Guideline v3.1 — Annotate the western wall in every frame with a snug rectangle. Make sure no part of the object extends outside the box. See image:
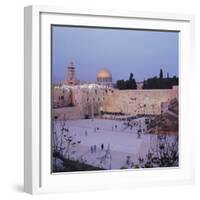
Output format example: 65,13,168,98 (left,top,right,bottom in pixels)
105,87,178,115
52,85,178,120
